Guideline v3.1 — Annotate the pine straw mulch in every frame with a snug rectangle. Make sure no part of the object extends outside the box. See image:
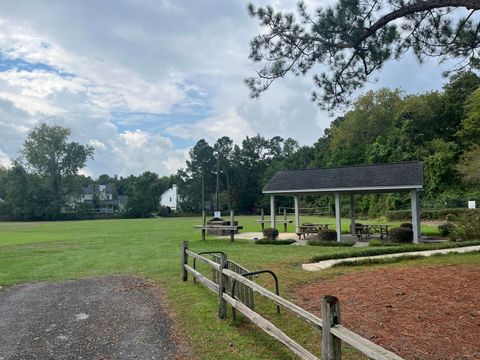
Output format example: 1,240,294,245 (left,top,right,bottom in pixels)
295,265,480,360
